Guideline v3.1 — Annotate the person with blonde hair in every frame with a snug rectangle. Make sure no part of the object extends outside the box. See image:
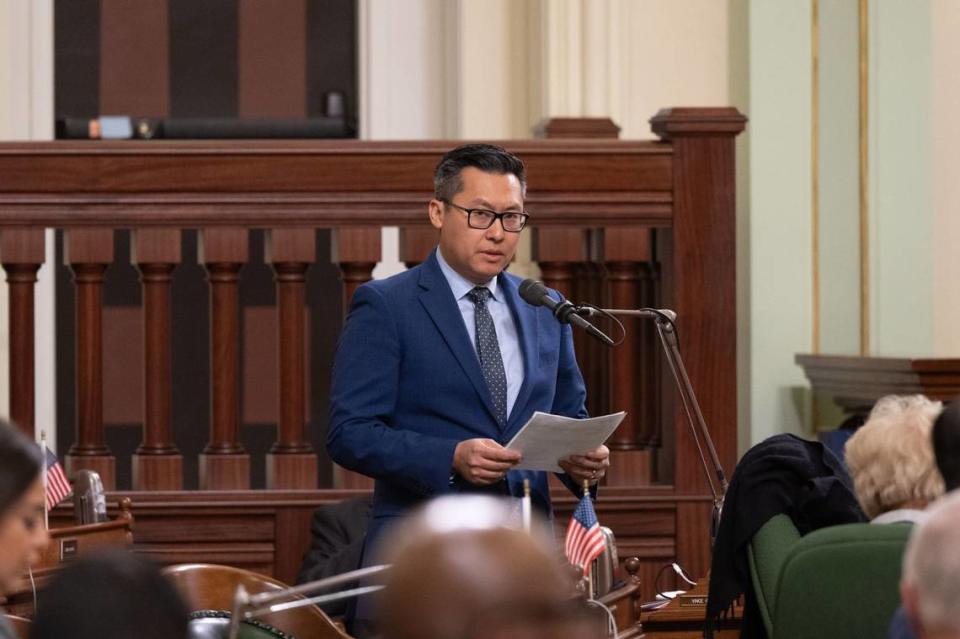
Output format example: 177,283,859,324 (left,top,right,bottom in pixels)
845,395,945,523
